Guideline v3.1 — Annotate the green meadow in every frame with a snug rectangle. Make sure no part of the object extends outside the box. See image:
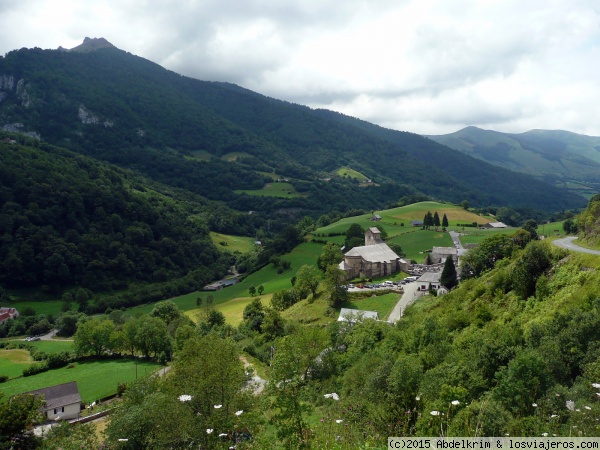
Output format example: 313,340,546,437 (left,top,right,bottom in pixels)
235,182,303,198
210,232,256,253
336,166,369,181
0,359,162,403
221,151,253,161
